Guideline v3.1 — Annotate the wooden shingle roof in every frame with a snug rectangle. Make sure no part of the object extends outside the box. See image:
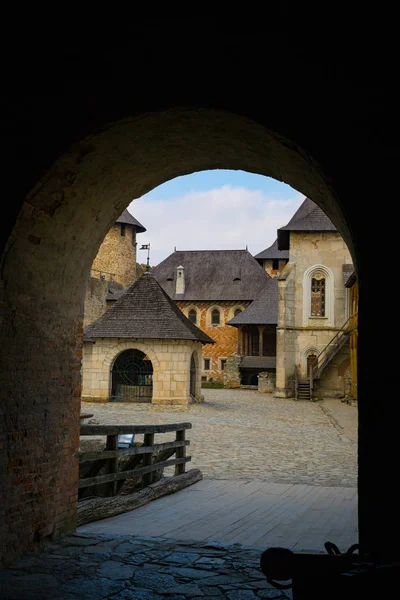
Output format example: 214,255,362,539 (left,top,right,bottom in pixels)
254,239,289,261
152,250,271,301
278,198,336,250
84,273,214,344
116,209,146,233
227,277,278,326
